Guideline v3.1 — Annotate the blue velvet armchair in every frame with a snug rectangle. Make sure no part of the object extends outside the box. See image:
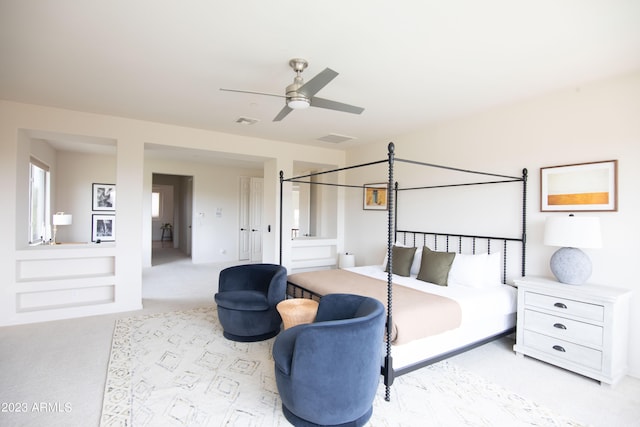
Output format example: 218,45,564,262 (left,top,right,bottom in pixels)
214,263,287,342
273,293,386,427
